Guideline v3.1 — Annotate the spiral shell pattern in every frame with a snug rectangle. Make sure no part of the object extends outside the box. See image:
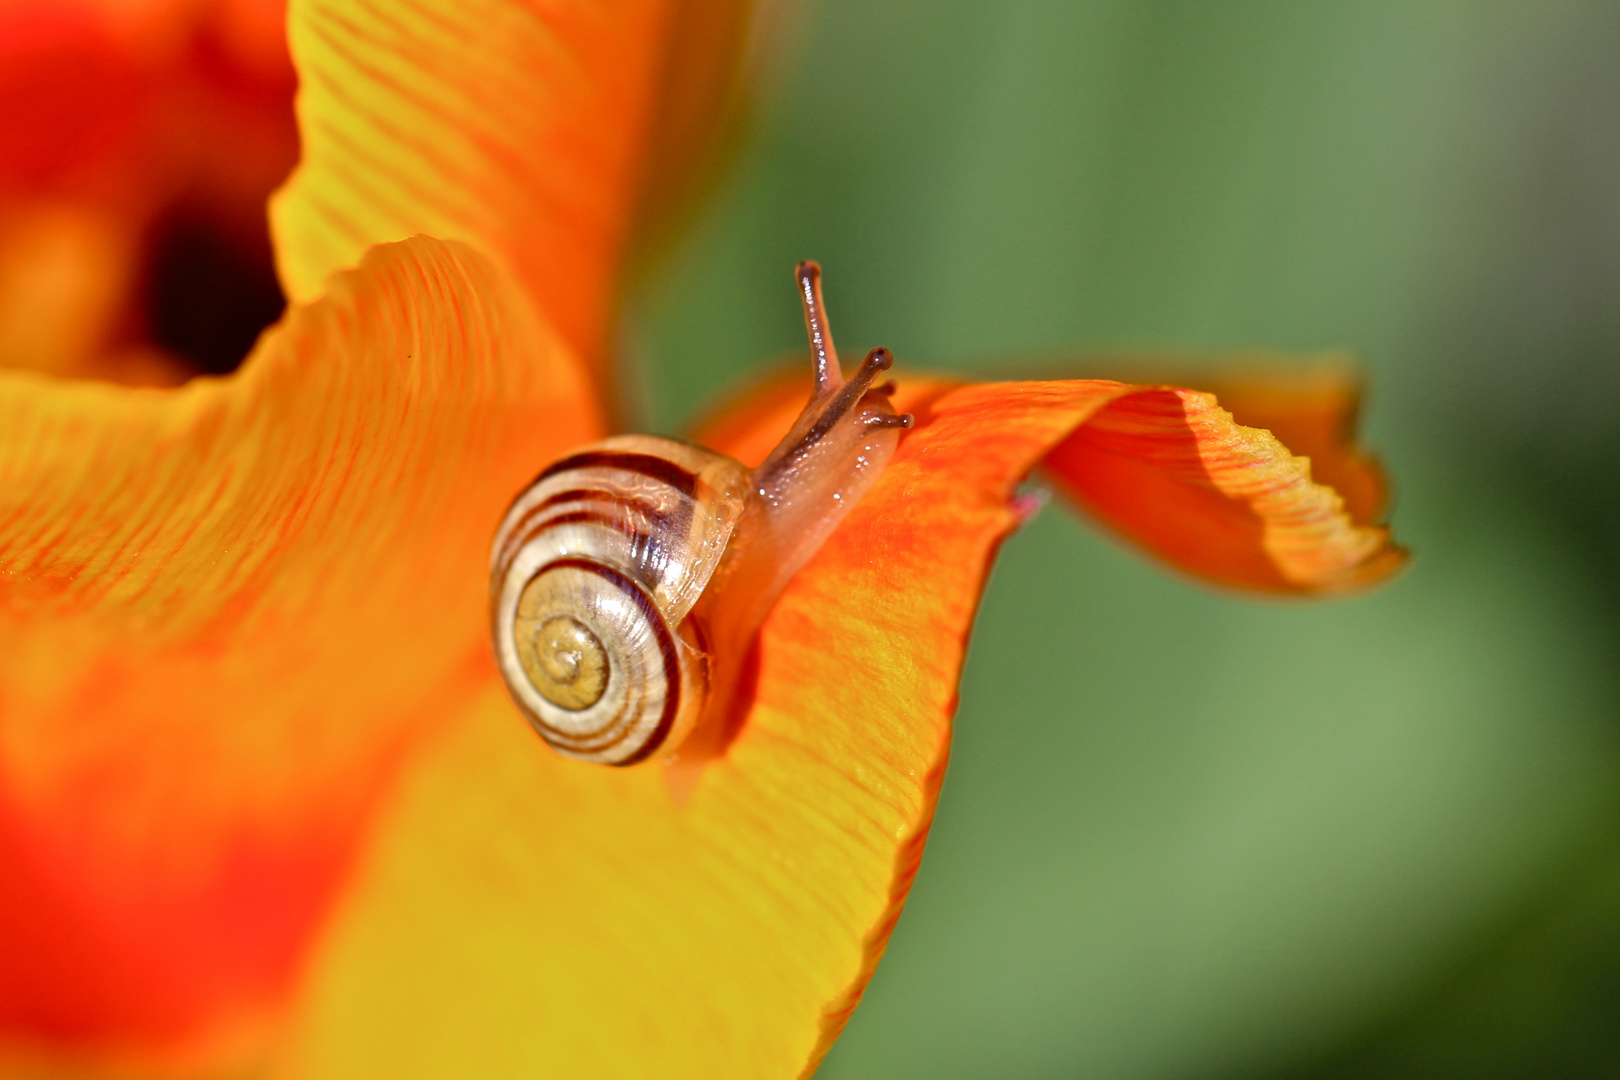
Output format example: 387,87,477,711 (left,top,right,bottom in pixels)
490,435,750,764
